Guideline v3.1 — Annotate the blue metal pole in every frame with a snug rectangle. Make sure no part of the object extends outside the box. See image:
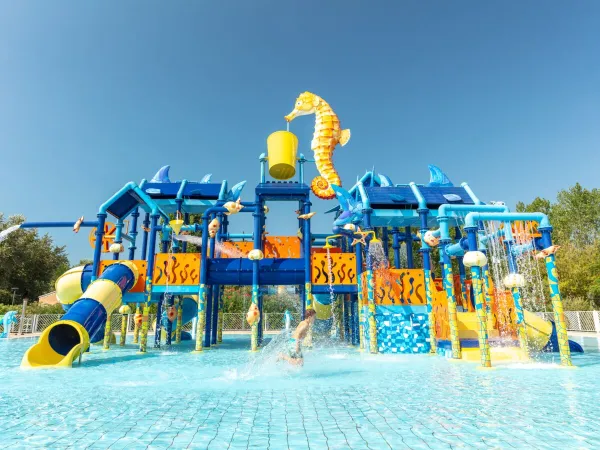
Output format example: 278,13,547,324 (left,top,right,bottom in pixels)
382,227,389,261
113,220,124,261
392,228,401,268
182,213,189,253
92,214,107,281
251,198,263,351
302,196,312,317
405,226,414,269
139,214,159,353
204,214,217,348
128,208,139,260
141,213,150,260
